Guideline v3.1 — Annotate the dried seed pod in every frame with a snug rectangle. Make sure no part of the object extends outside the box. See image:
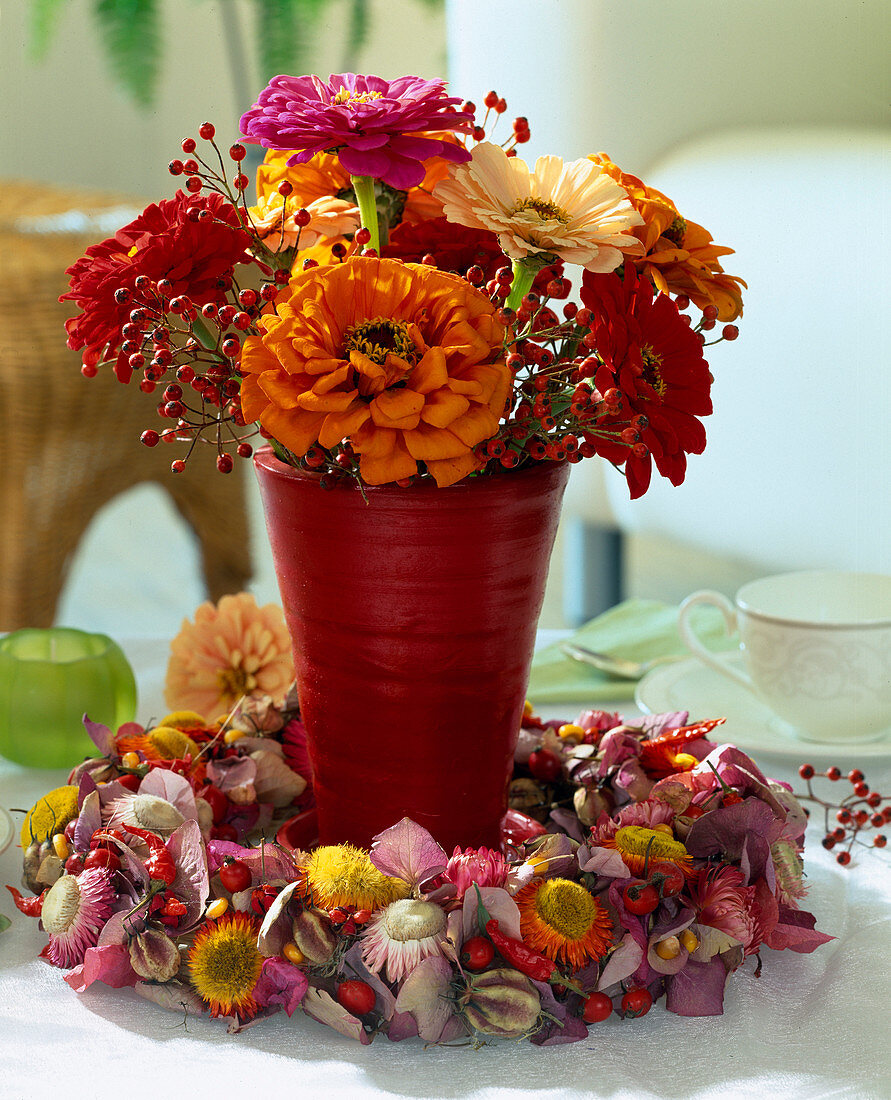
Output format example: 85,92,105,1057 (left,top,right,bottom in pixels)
129,928,181,981
461,968,541,1038
508,778,549,823
291,907,338,965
